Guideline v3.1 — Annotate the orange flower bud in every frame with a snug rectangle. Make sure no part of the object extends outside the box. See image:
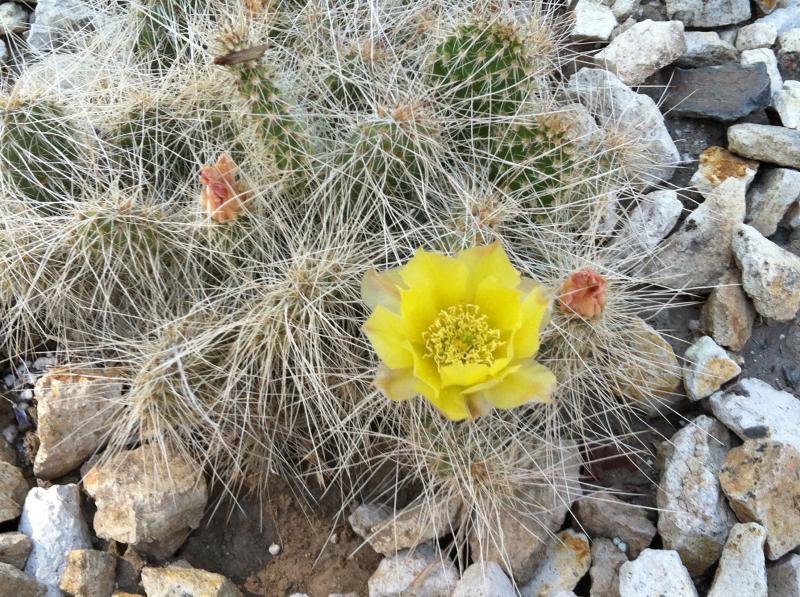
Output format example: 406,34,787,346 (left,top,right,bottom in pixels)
199,154,251,223
558,268,608,319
